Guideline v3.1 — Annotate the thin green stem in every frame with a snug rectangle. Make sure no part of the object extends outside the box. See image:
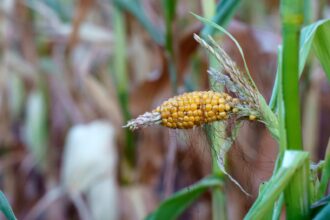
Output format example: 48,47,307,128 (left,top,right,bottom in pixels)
113,5,135,166
201,2,231,219
212,187,227,220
